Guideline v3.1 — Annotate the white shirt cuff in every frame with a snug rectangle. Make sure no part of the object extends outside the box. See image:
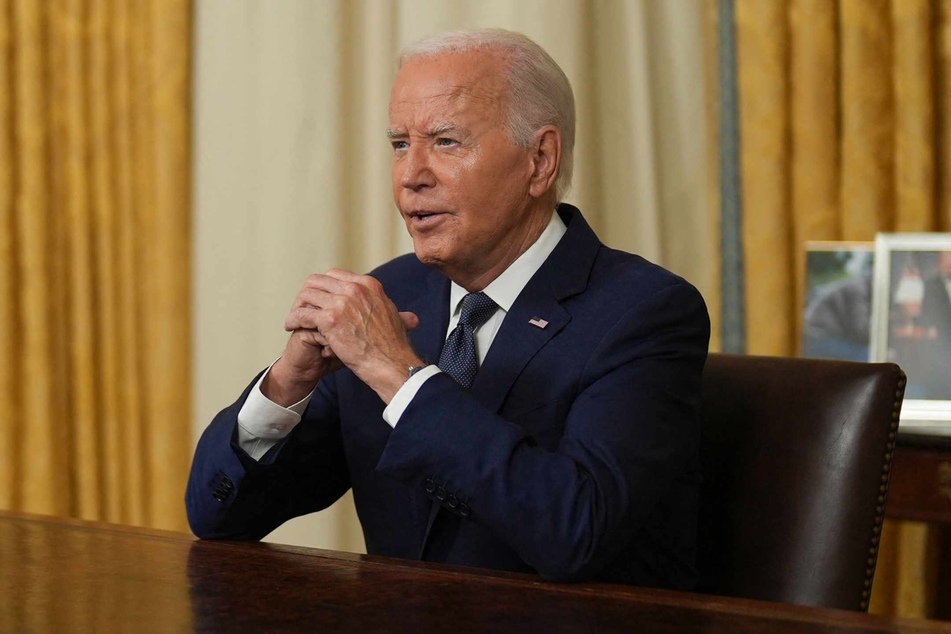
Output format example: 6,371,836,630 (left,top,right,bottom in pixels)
381,365,441,428
236,363,314,460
